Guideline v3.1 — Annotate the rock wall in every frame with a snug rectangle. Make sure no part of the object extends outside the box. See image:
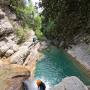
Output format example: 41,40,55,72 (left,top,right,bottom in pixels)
0,8,19,58
0,6,41,66
67,43,90,74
